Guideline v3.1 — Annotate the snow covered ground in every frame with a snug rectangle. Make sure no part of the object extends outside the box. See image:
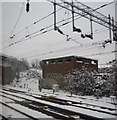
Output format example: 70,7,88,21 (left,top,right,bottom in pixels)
0,75,117,120
1,85,117,120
